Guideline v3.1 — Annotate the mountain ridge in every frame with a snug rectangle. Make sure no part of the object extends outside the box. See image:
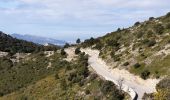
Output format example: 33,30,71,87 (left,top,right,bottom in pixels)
11,33,66,46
